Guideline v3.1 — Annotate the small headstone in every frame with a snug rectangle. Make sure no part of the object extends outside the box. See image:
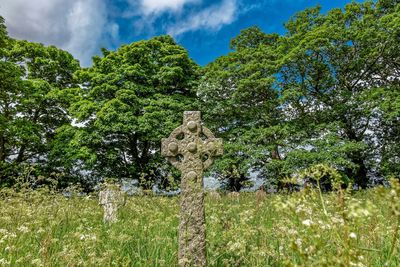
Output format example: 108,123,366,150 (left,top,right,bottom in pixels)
228,191,240,200
162,111,223,267
256,186,267,205
208,190,221,200
99,183,124,223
